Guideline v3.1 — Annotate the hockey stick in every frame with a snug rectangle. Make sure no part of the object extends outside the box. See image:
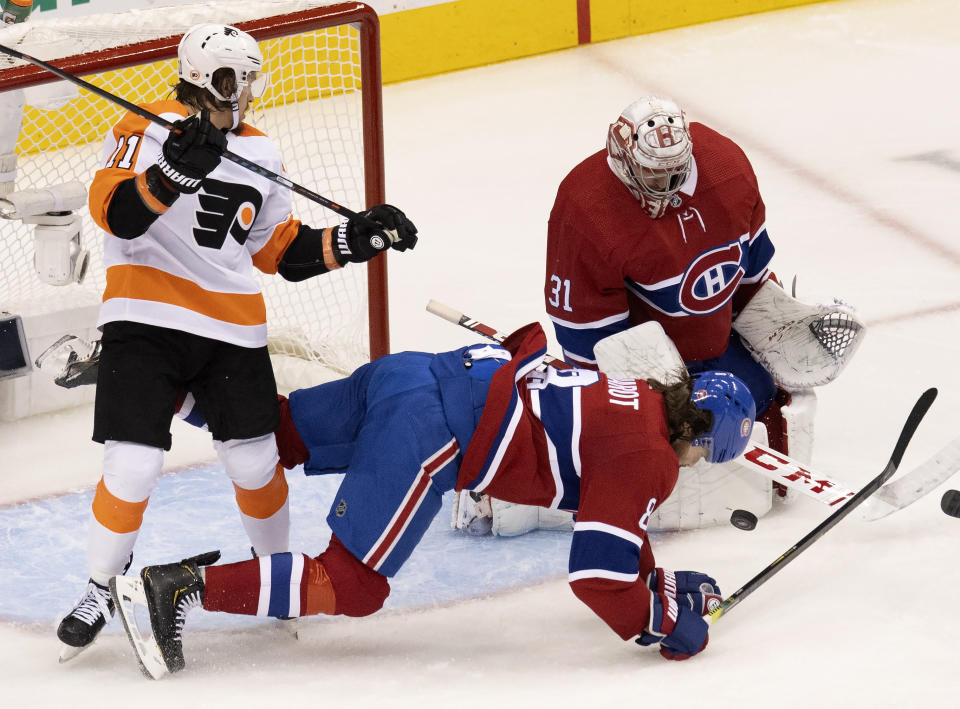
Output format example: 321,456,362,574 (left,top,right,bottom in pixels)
738,436,960,519
860,435,960,520
707,387,937,623
0,42,378,230
737,441,855,506
426,300,568,369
